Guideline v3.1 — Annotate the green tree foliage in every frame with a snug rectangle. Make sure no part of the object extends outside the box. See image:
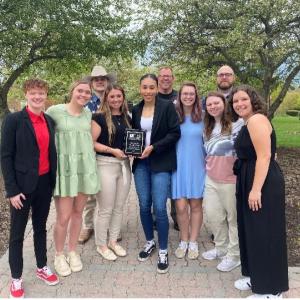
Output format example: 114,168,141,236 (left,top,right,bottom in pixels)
142,0,300,118
275,89,300,114
0,0,141,115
